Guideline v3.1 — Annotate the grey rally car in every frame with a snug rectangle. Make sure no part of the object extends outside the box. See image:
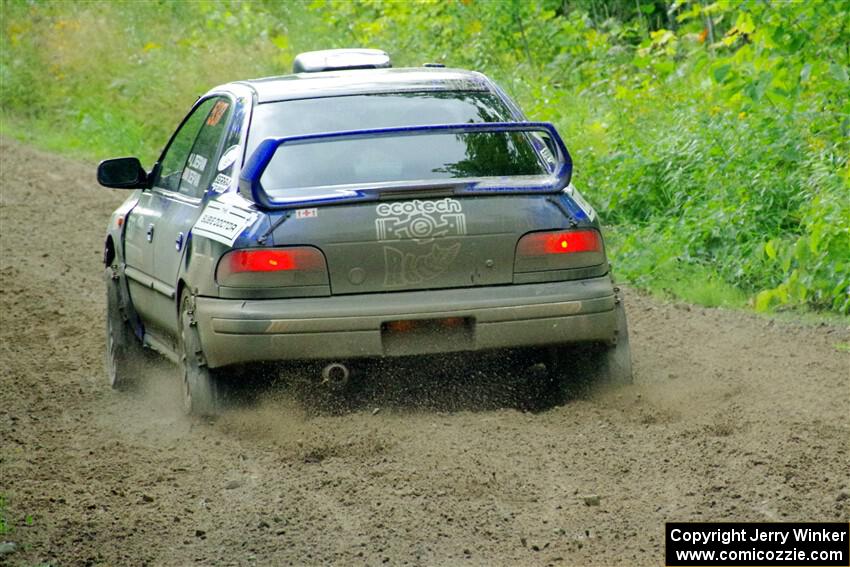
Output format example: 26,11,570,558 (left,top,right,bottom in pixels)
99,49,632,414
